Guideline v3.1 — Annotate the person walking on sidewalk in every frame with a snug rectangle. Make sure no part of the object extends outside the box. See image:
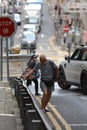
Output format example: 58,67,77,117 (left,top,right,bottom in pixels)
26,54,41,96
28,54,59,112
66,33,72,56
